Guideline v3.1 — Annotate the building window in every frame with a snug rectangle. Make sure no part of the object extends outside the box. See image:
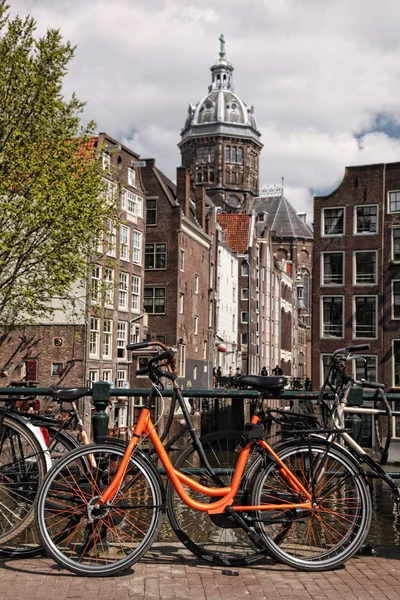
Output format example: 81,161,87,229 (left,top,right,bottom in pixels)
193,365,197,381
322,253,344,285
322,207,345,236
136,357,148,378
127,167,135,187
355,205,378,234
241,311,249,323
104,267,114,306
91,266,101,303
145,243,166,269
103,180,117,204
118,272,128,309
51,363,63,376
225,146,231,163
180,249,185,271
394,341,400,387
194,315,198,335
102,153,111,171
241,288,249,300
120,225,129,260
103,319,112,359
117,322,127,359
237,148,244,164
354,356,377,382
322,297,343,338
131,276,140,312
130,323,140,344
241,333,248,346
102,370,112,383
120,188,127,210
389,190,400,213
354,251,377,284
126,191,142,218
203,340,207,360
178,344,186,378
133,231,142,264
24,359,38,382
144,288,166,314
195,274,199,294
89,317,100,357
146,198,157,225
241,263,249,276
393,281,400,319
117,369,127,388
179,293,184,314
106,221,116,256
156,334,166,344
88,370,99,386
392,229,400,261
354,296,377,338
